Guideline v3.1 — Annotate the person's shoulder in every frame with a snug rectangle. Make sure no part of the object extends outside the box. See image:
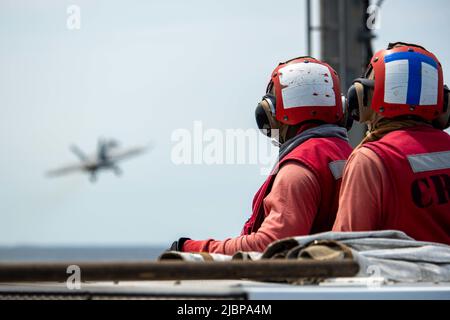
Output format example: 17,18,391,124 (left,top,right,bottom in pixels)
276,162,317,184
346,146,387,175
